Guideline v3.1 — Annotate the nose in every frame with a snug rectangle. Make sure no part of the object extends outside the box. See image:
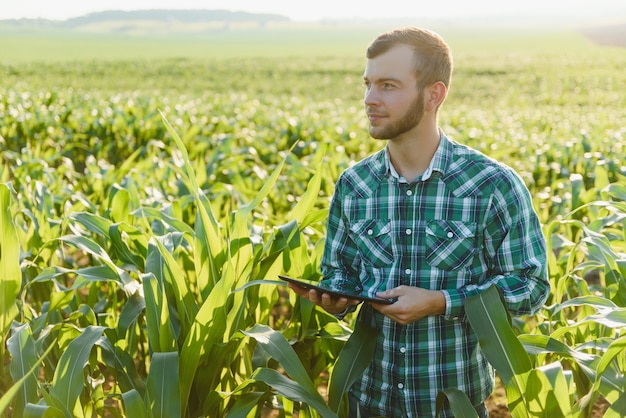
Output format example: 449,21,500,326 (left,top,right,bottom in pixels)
364,85,379,107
